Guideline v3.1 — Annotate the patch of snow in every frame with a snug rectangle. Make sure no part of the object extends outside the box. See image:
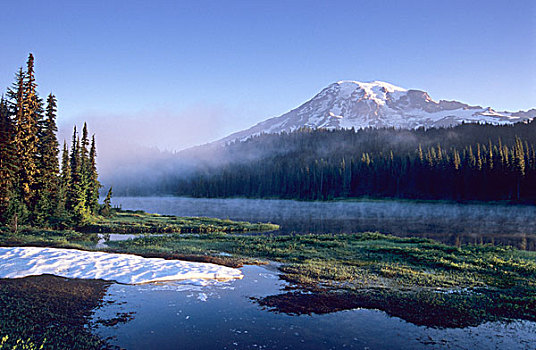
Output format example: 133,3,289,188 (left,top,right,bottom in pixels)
329,112,343,119
335,80,408,106
480,110,507,117
0,247,243,284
